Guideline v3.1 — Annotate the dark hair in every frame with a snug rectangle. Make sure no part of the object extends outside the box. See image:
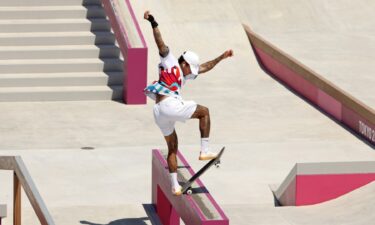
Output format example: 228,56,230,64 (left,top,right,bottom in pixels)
178,52,187,64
